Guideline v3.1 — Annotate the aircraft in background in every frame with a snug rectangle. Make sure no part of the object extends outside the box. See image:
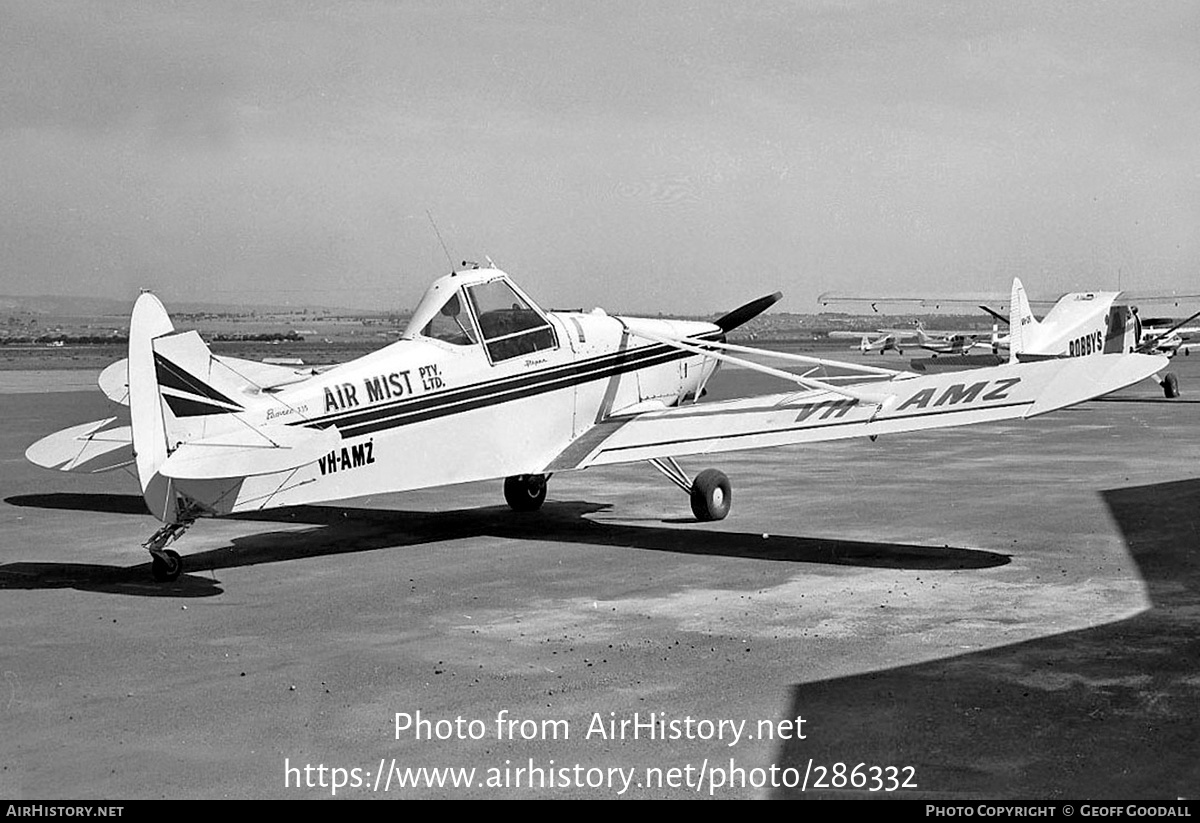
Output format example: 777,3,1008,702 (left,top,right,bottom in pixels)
830,321,991,357
911,321,993,356
822,278,1197,397
1131,316,1200,357
828,330,906,355
986,279,1199,396
26,263,1167,582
